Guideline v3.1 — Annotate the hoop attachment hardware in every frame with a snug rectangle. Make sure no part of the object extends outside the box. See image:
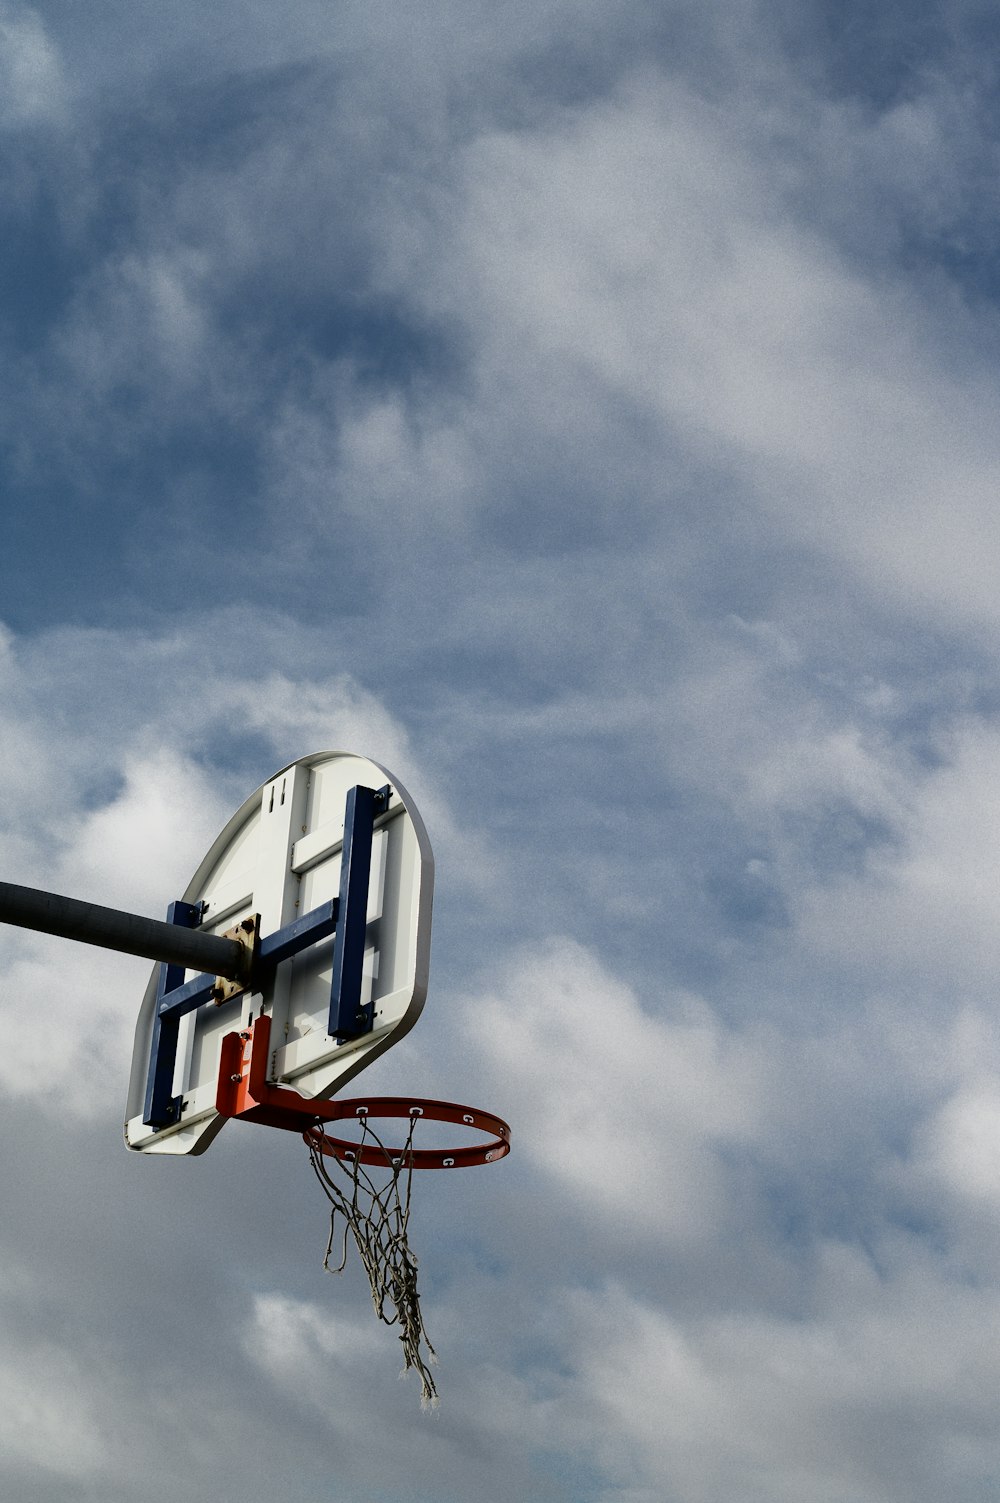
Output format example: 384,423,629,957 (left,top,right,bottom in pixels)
216,1015,511,1168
